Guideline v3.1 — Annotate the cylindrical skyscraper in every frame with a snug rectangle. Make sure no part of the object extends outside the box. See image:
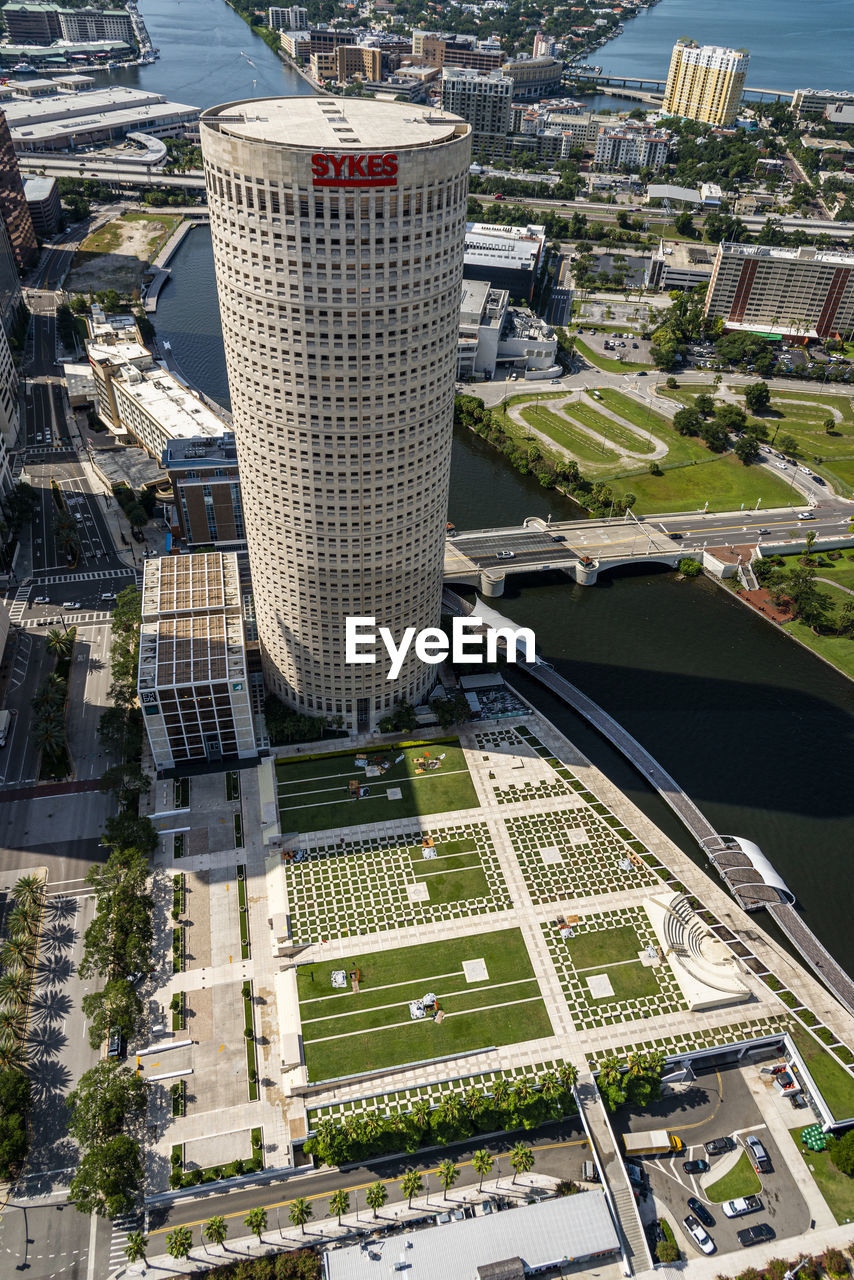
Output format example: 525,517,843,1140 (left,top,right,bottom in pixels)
200,97,471,732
